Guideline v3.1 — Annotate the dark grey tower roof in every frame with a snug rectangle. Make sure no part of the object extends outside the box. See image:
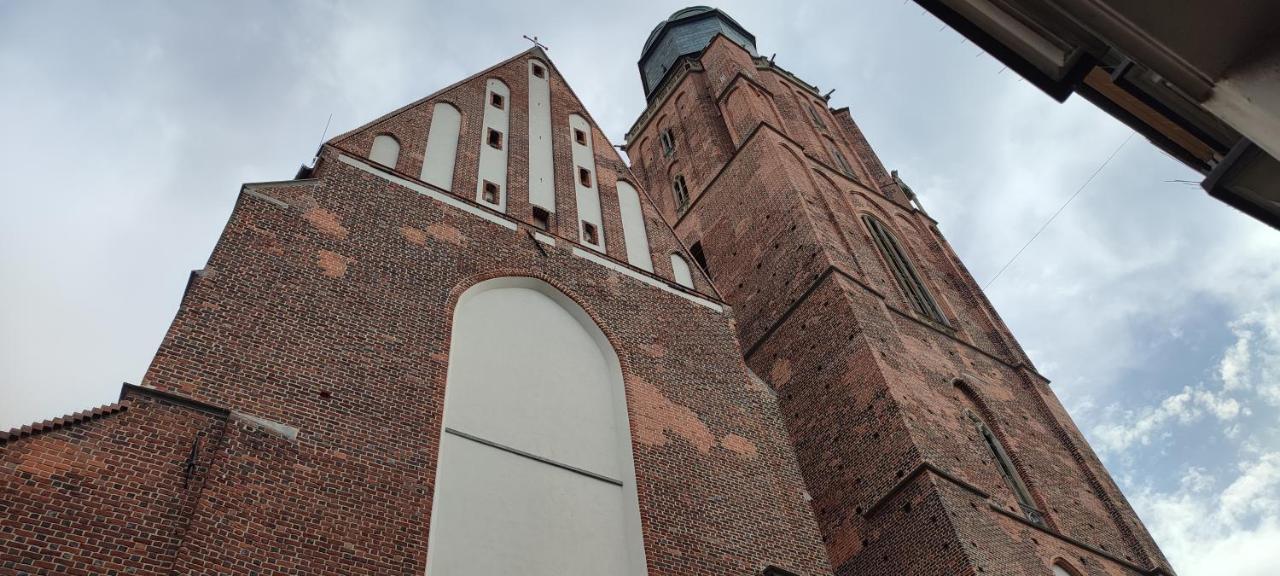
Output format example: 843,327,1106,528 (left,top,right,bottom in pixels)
638,6,757,100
